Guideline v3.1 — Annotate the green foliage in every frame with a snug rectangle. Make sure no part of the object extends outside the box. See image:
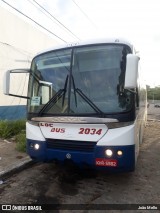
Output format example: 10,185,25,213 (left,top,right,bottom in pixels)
147,85,160,100
0,119,26,139
15,132,26,152
0,119,26,152
0,120,12,138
